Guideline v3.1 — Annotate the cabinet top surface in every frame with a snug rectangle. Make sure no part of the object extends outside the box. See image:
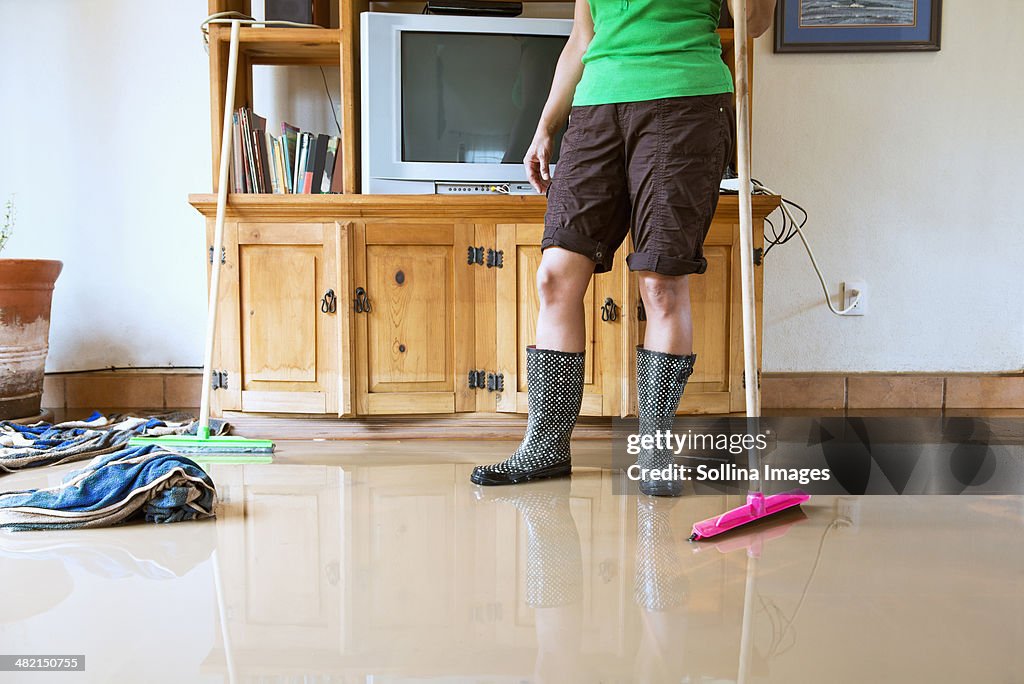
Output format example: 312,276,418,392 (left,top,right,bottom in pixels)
188,193,782,220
